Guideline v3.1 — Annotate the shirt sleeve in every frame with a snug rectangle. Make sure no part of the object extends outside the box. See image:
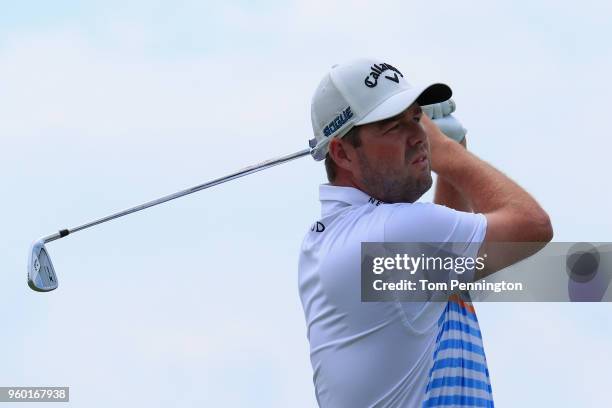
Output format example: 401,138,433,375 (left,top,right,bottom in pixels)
383,202,487,284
